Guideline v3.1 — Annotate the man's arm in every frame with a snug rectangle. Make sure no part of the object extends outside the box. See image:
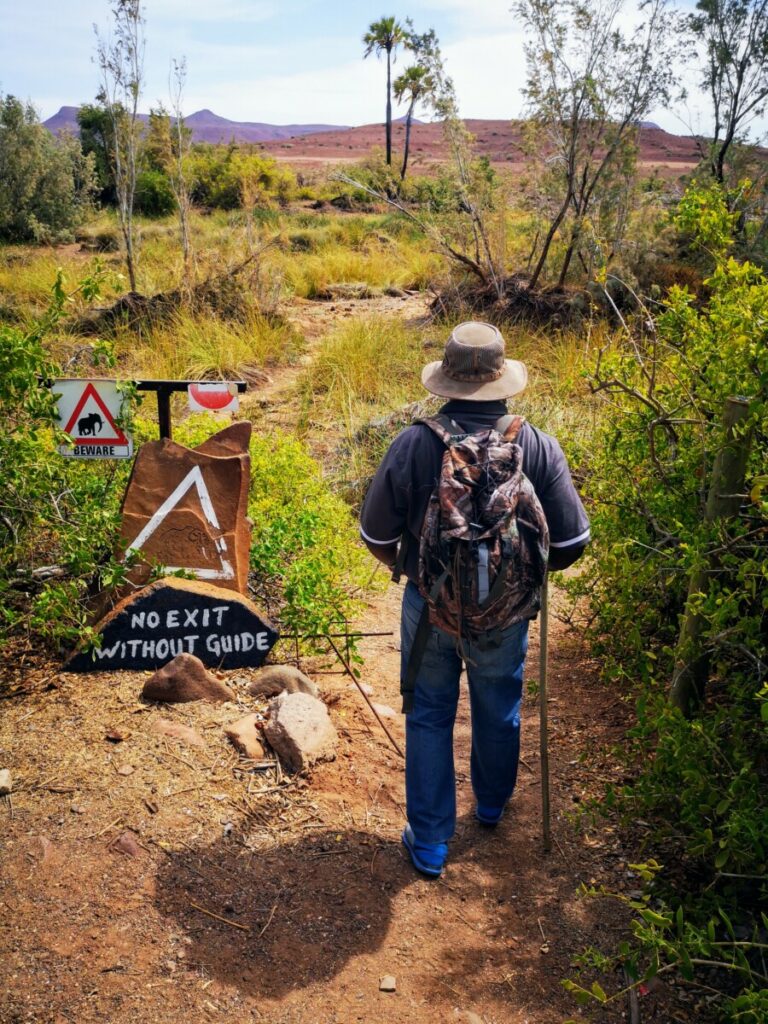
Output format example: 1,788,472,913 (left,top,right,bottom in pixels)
359,431,412,569
526,427,590,571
